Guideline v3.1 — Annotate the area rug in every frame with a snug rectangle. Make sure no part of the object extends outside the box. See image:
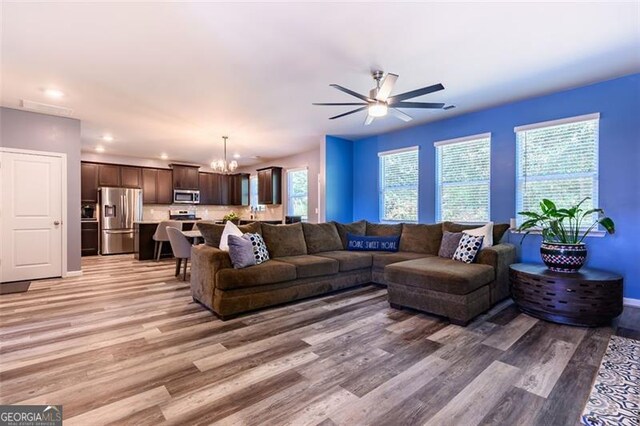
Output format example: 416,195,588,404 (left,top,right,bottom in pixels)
0,280,31,294
581,335,640,426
